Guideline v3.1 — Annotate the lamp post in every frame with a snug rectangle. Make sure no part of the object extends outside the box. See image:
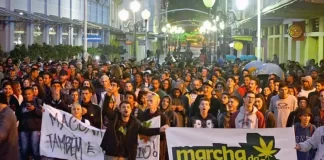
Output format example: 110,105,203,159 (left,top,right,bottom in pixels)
141,9,151,58
119,0,151,59
202,0,216,64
